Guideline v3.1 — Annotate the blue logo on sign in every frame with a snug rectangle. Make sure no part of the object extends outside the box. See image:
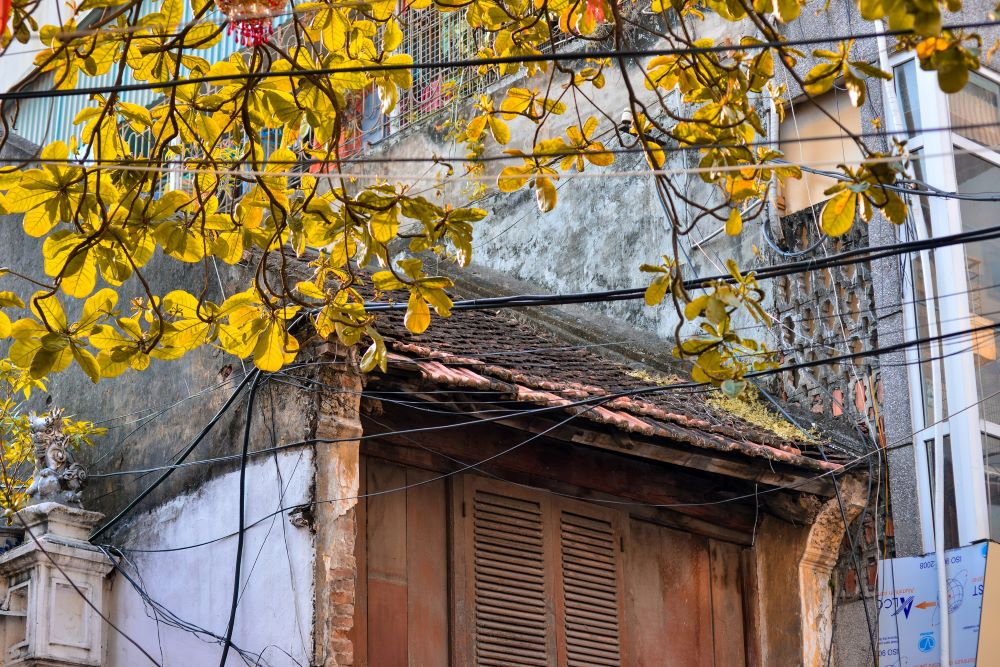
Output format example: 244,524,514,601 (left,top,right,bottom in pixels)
918,634,936,653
